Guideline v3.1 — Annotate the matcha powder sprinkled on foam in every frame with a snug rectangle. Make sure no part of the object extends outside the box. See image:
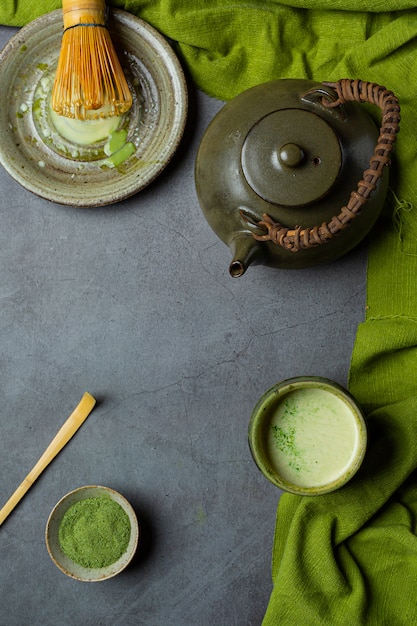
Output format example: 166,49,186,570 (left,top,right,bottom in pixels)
271,424,303,473
59,496,131,569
